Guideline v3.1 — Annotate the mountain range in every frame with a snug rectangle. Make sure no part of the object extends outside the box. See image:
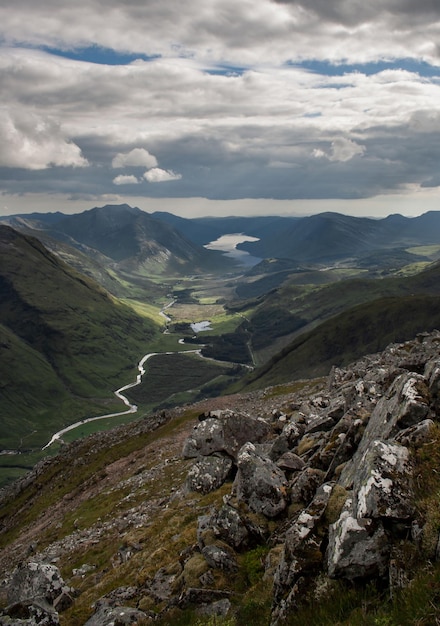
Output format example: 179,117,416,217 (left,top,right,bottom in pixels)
6,206,440,272
1,204,235,280
155,210,440,264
